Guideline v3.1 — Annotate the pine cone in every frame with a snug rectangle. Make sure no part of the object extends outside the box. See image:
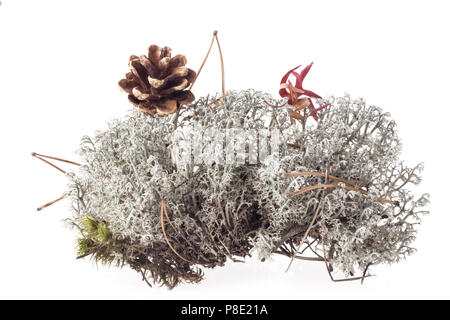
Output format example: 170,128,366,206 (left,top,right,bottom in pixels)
118,45,196,116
